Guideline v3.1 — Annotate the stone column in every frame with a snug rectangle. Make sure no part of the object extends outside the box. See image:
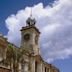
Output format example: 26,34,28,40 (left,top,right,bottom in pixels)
42,65,45,72
48,68,51,72
30,57,35,72
24,62,29,72
18,63,22,72
37,63,42,72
